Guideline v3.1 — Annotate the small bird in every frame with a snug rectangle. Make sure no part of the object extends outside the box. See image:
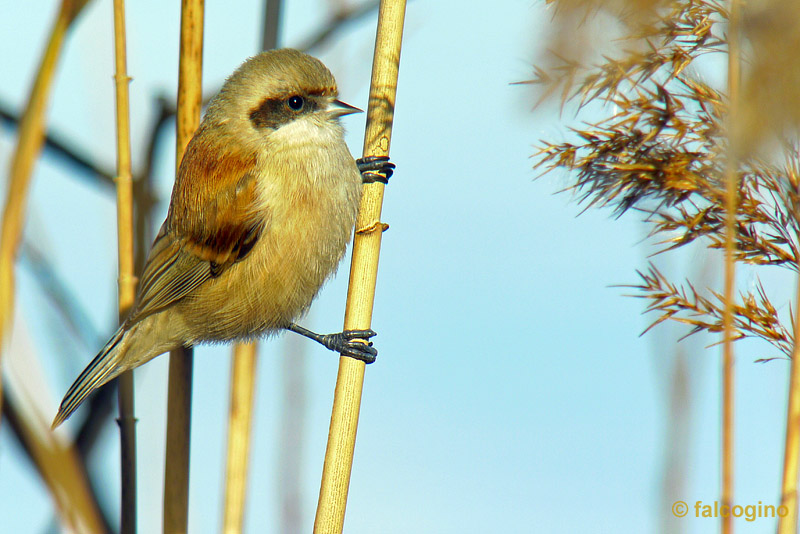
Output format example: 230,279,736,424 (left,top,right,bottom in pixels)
53,49,390,428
